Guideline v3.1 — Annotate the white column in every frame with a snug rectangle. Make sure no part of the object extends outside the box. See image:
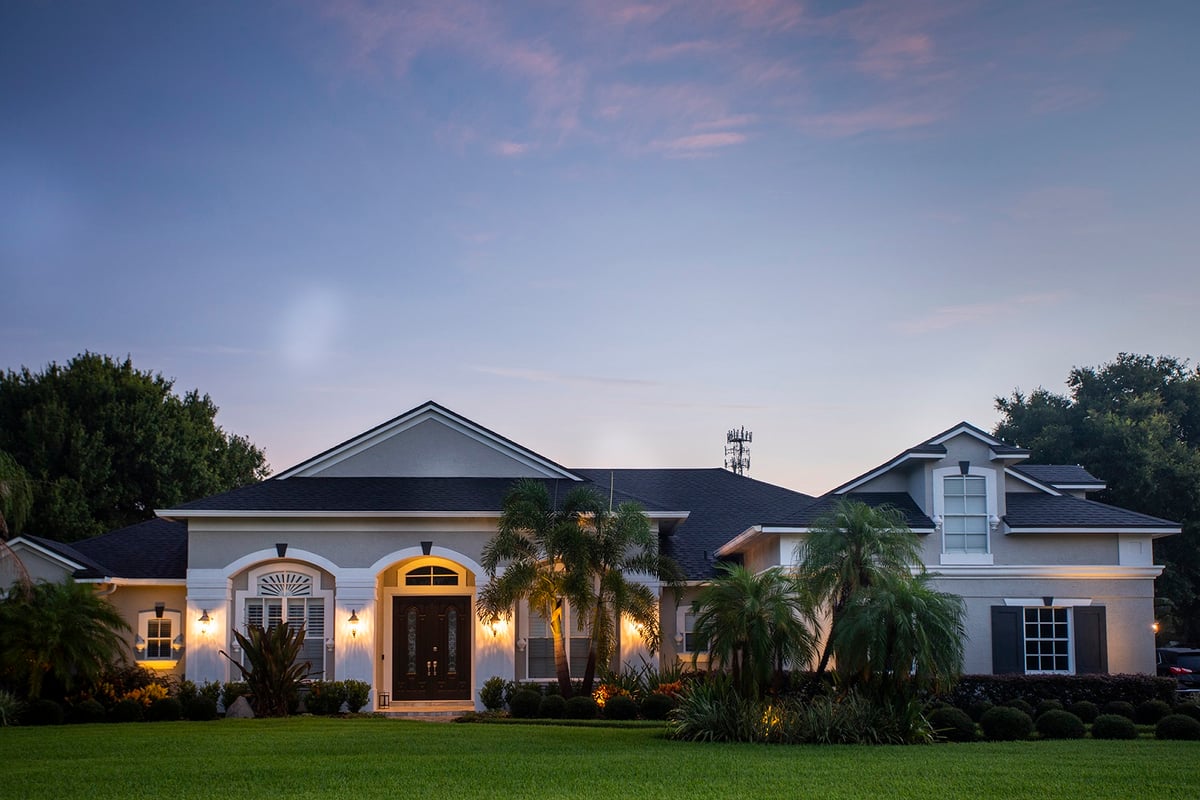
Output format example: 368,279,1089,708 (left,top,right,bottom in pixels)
474,604,516,710
334,569,376,701
185,569,232,685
